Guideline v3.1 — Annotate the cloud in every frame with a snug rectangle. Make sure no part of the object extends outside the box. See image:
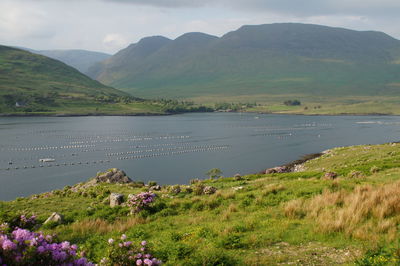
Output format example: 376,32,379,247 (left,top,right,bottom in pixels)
101,0,400,17
102,0,207,8
103,33,128,50
0,0,399,54
0,1,55,39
